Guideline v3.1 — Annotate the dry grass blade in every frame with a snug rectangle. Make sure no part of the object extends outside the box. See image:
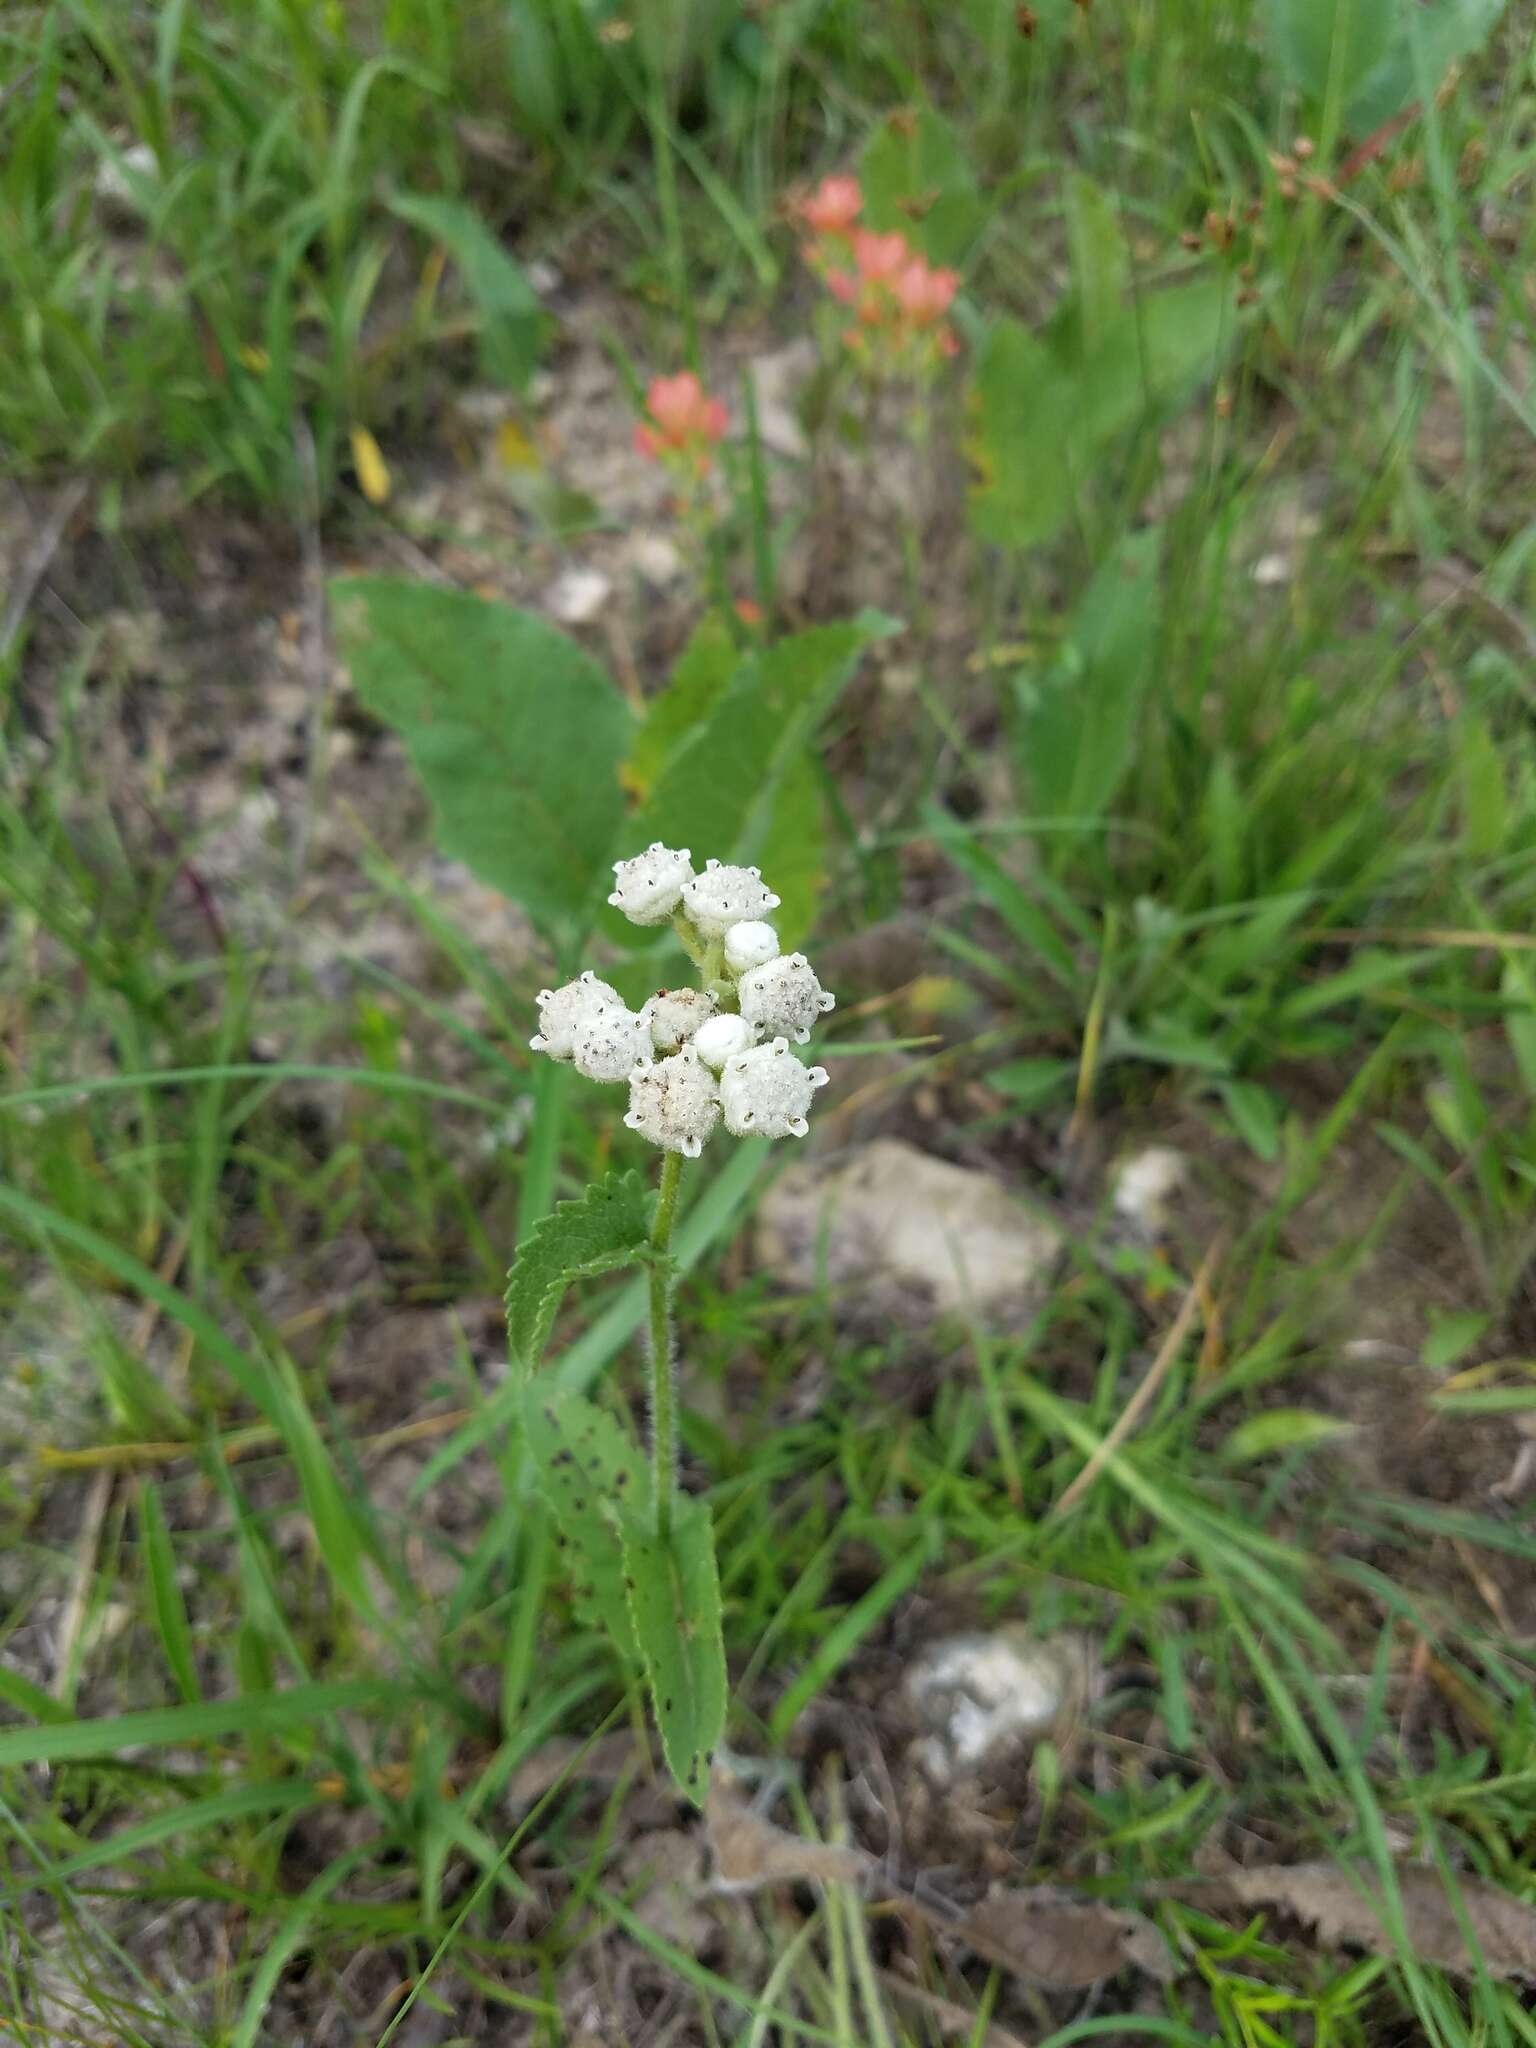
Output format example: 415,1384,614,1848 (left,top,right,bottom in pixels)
1048,1237,1222,1521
